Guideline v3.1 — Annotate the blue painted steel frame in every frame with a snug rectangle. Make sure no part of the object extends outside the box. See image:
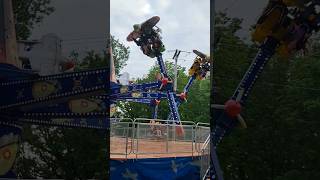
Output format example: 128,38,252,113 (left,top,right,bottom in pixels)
156,55,181,124
210,38,278,179
0,64,109,178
